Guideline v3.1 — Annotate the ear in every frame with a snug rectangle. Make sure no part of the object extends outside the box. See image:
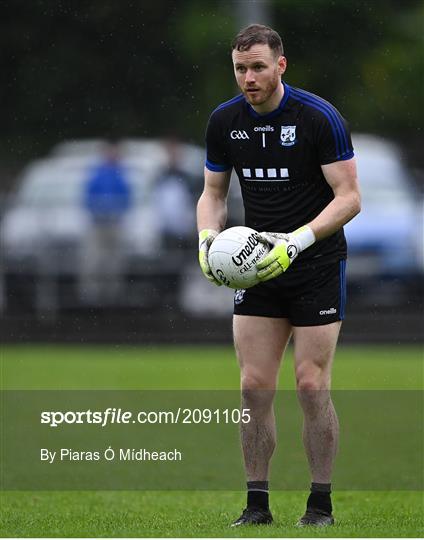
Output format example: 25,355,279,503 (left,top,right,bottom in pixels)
277,56,287,76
